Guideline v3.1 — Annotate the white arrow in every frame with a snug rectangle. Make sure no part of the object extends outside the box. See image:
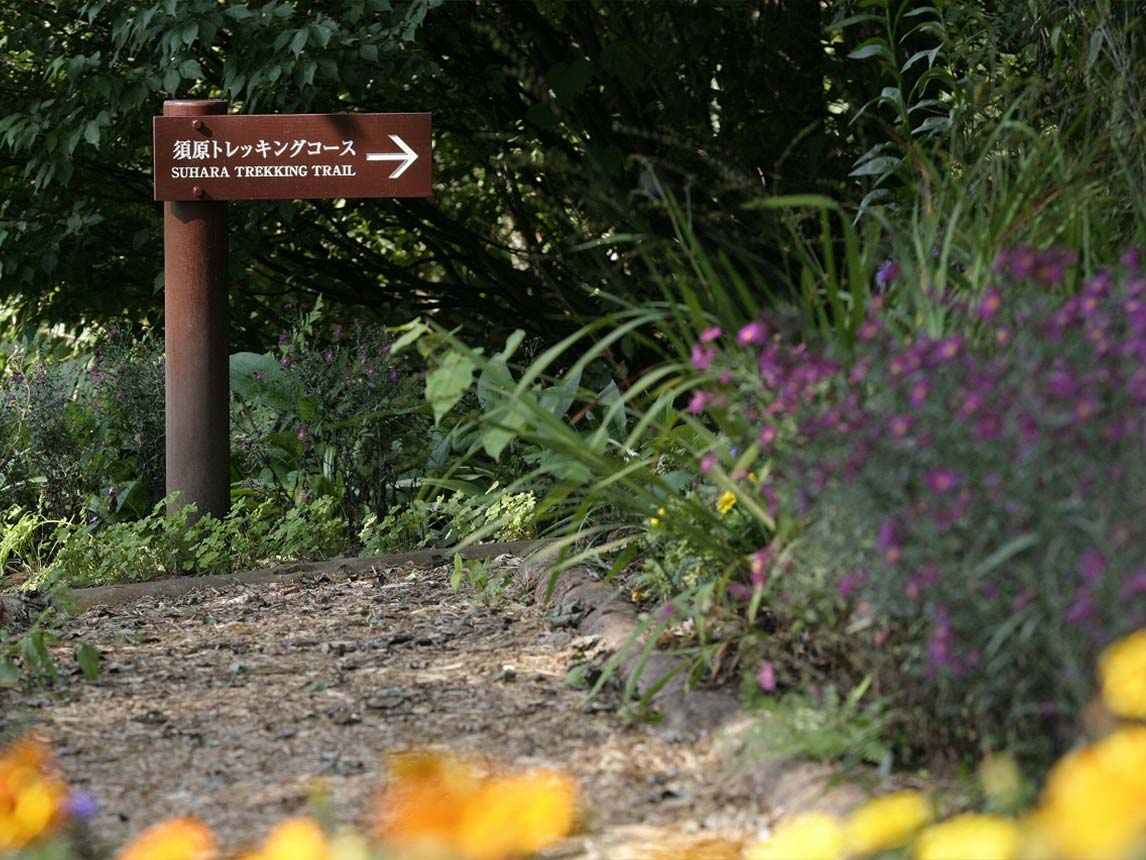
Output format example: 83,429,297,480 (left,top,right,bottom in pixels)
364,135,418,179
